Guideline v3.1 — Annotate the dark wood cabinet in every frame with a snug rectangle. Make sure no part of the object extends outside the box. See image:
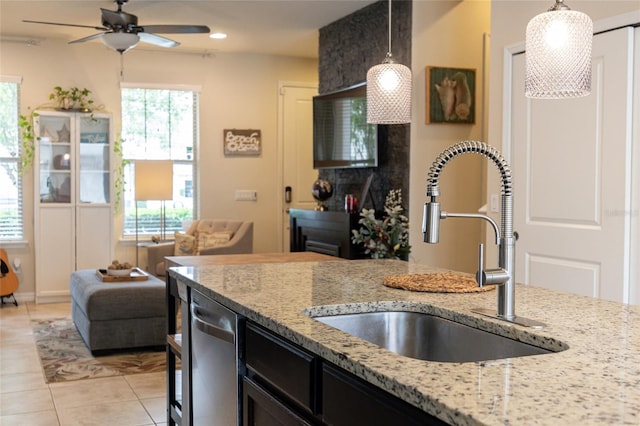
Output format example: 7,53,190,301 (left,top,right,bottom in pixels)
243,377,313,426
245,323,318,418
166,273,186,426
322,363,447,426
244,321,448,426
289,209,366,259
